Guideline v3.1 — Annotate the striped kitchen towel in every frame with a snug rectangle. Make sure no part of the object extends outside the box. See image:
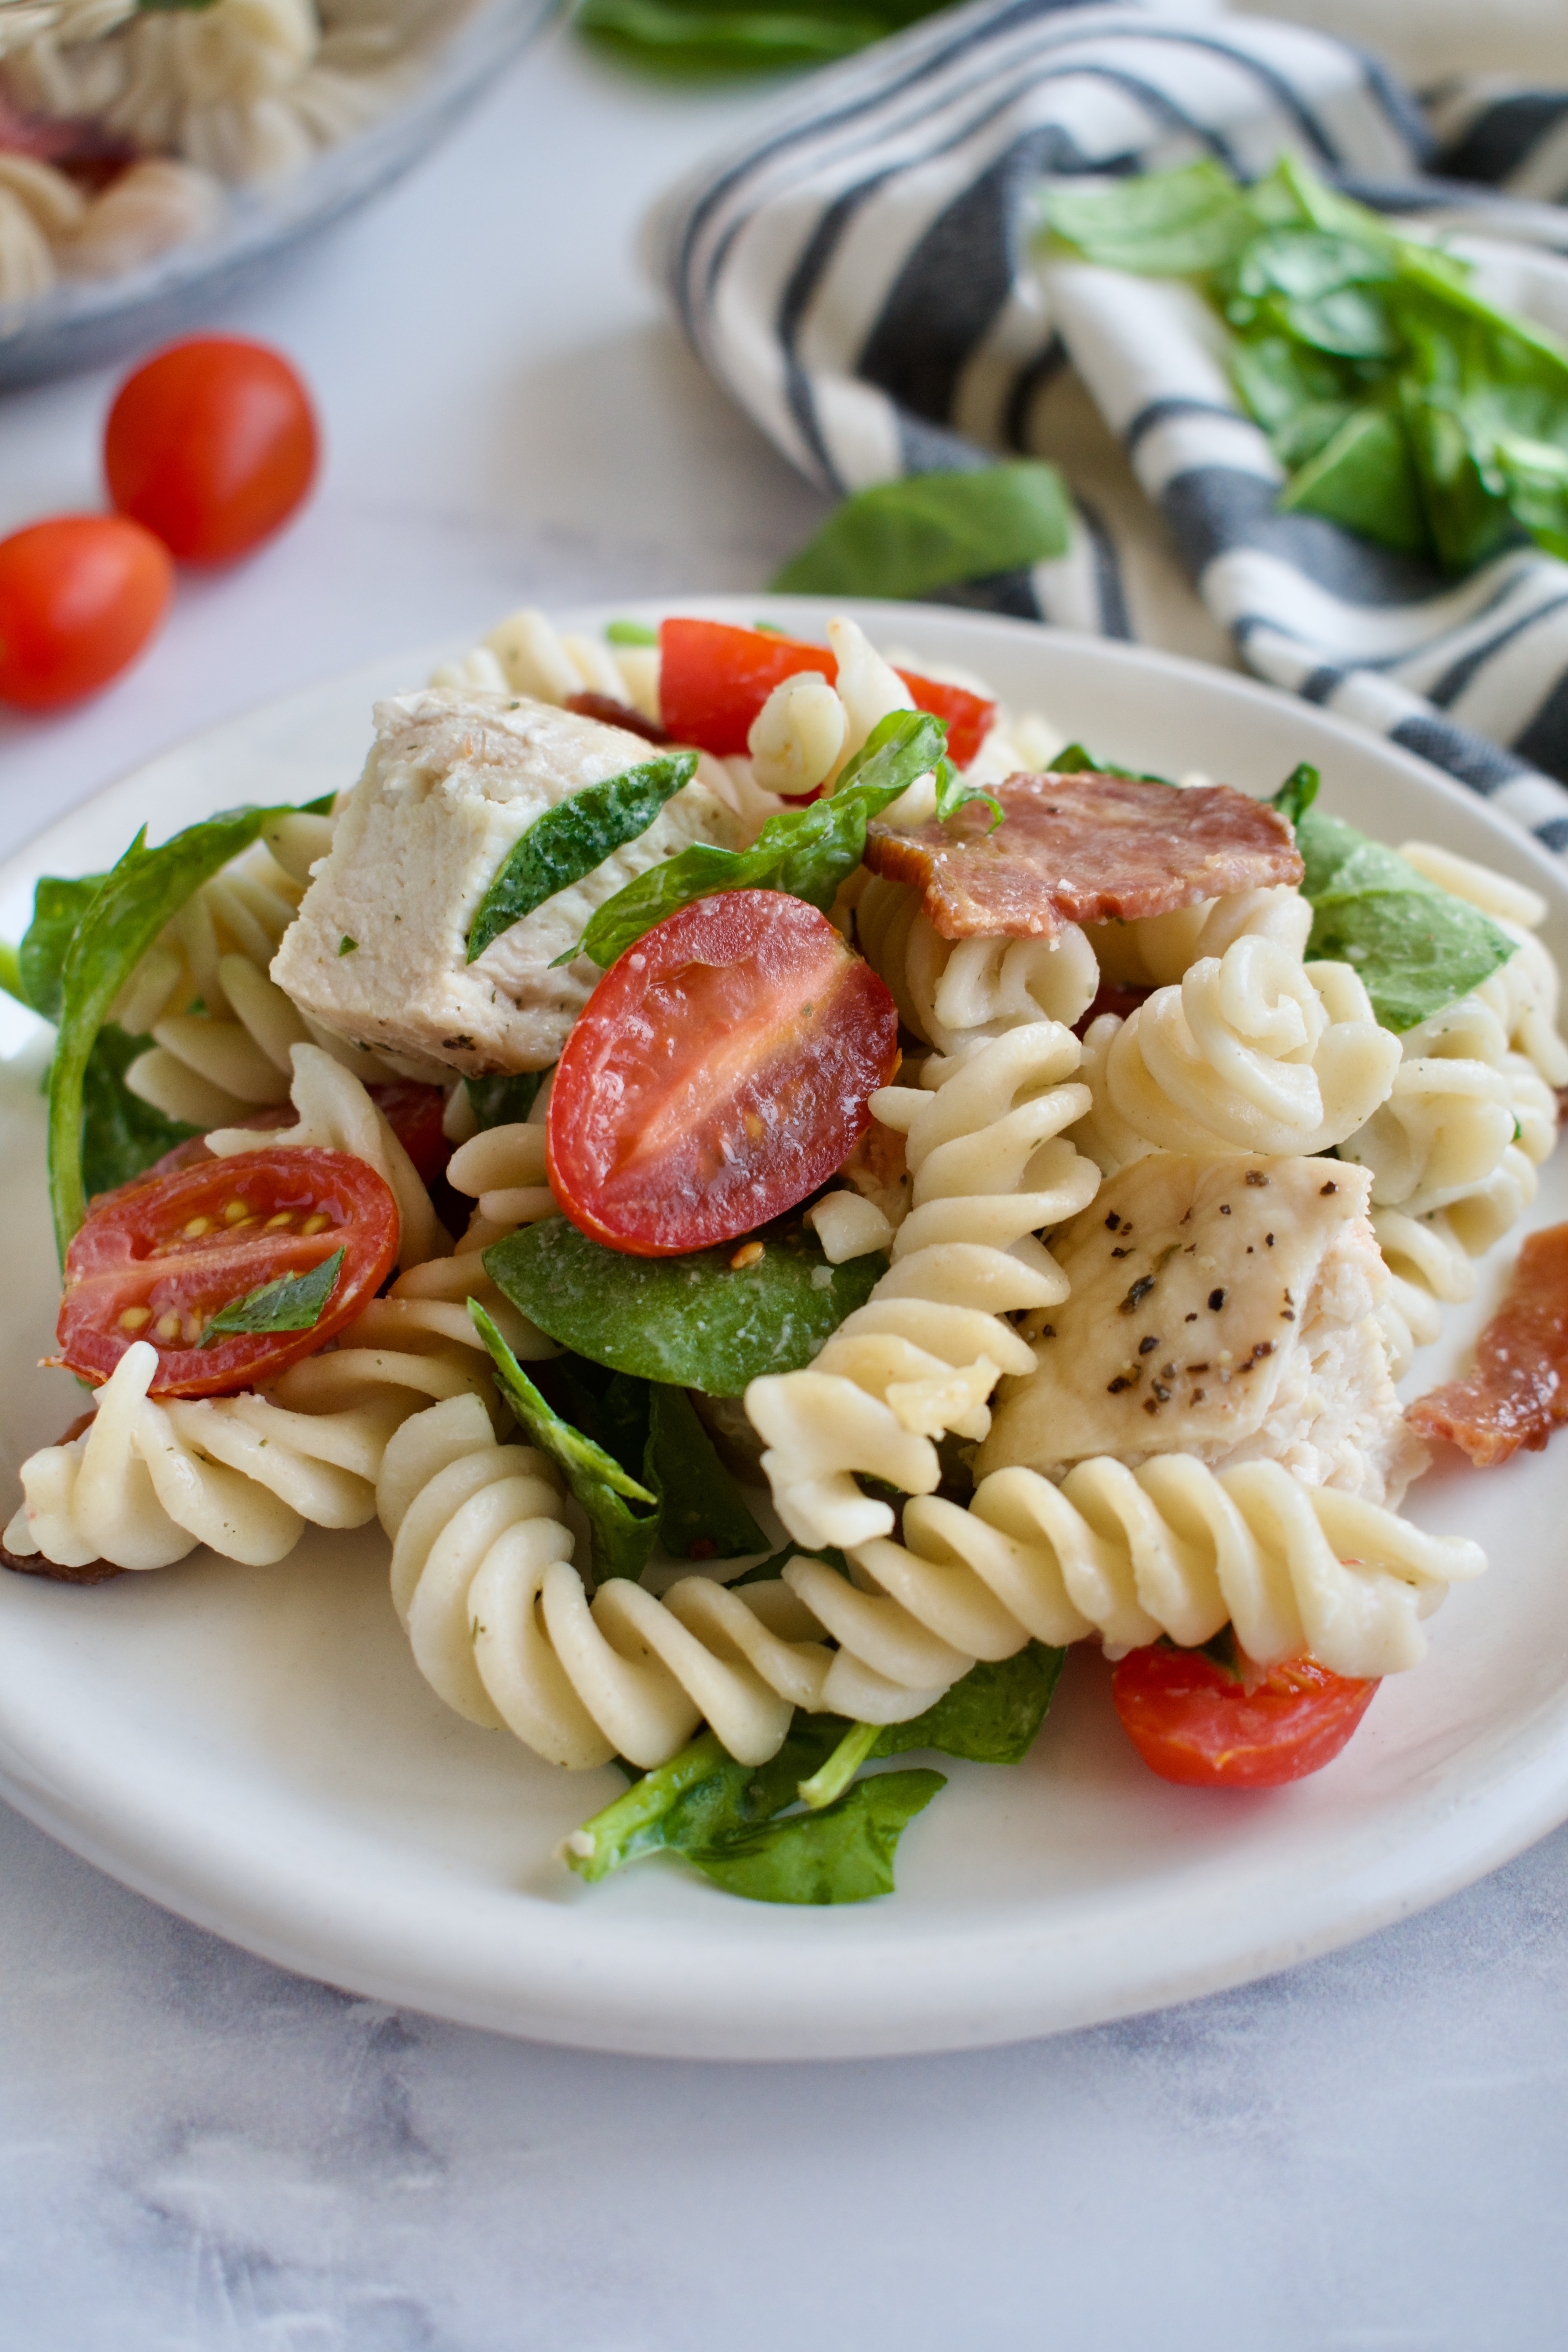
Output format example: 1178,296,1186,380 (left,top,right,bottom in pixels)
646,0,1568,853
